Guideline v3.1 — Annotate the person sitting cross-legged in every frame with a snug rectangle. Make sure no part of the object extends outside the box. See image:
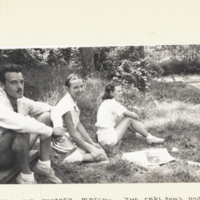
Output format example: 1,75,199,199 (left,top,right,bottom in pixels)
0,64,65,184
95,81,165,148
51,74,108,164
